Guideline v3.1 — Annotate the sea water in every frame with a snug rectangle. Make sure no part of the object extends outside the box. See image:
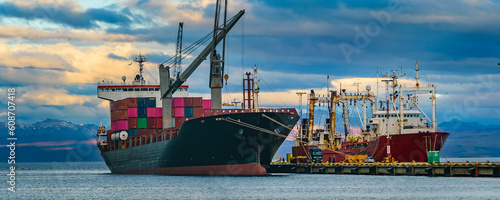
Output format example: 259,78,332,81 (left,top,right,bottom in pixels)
1,161,499,199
